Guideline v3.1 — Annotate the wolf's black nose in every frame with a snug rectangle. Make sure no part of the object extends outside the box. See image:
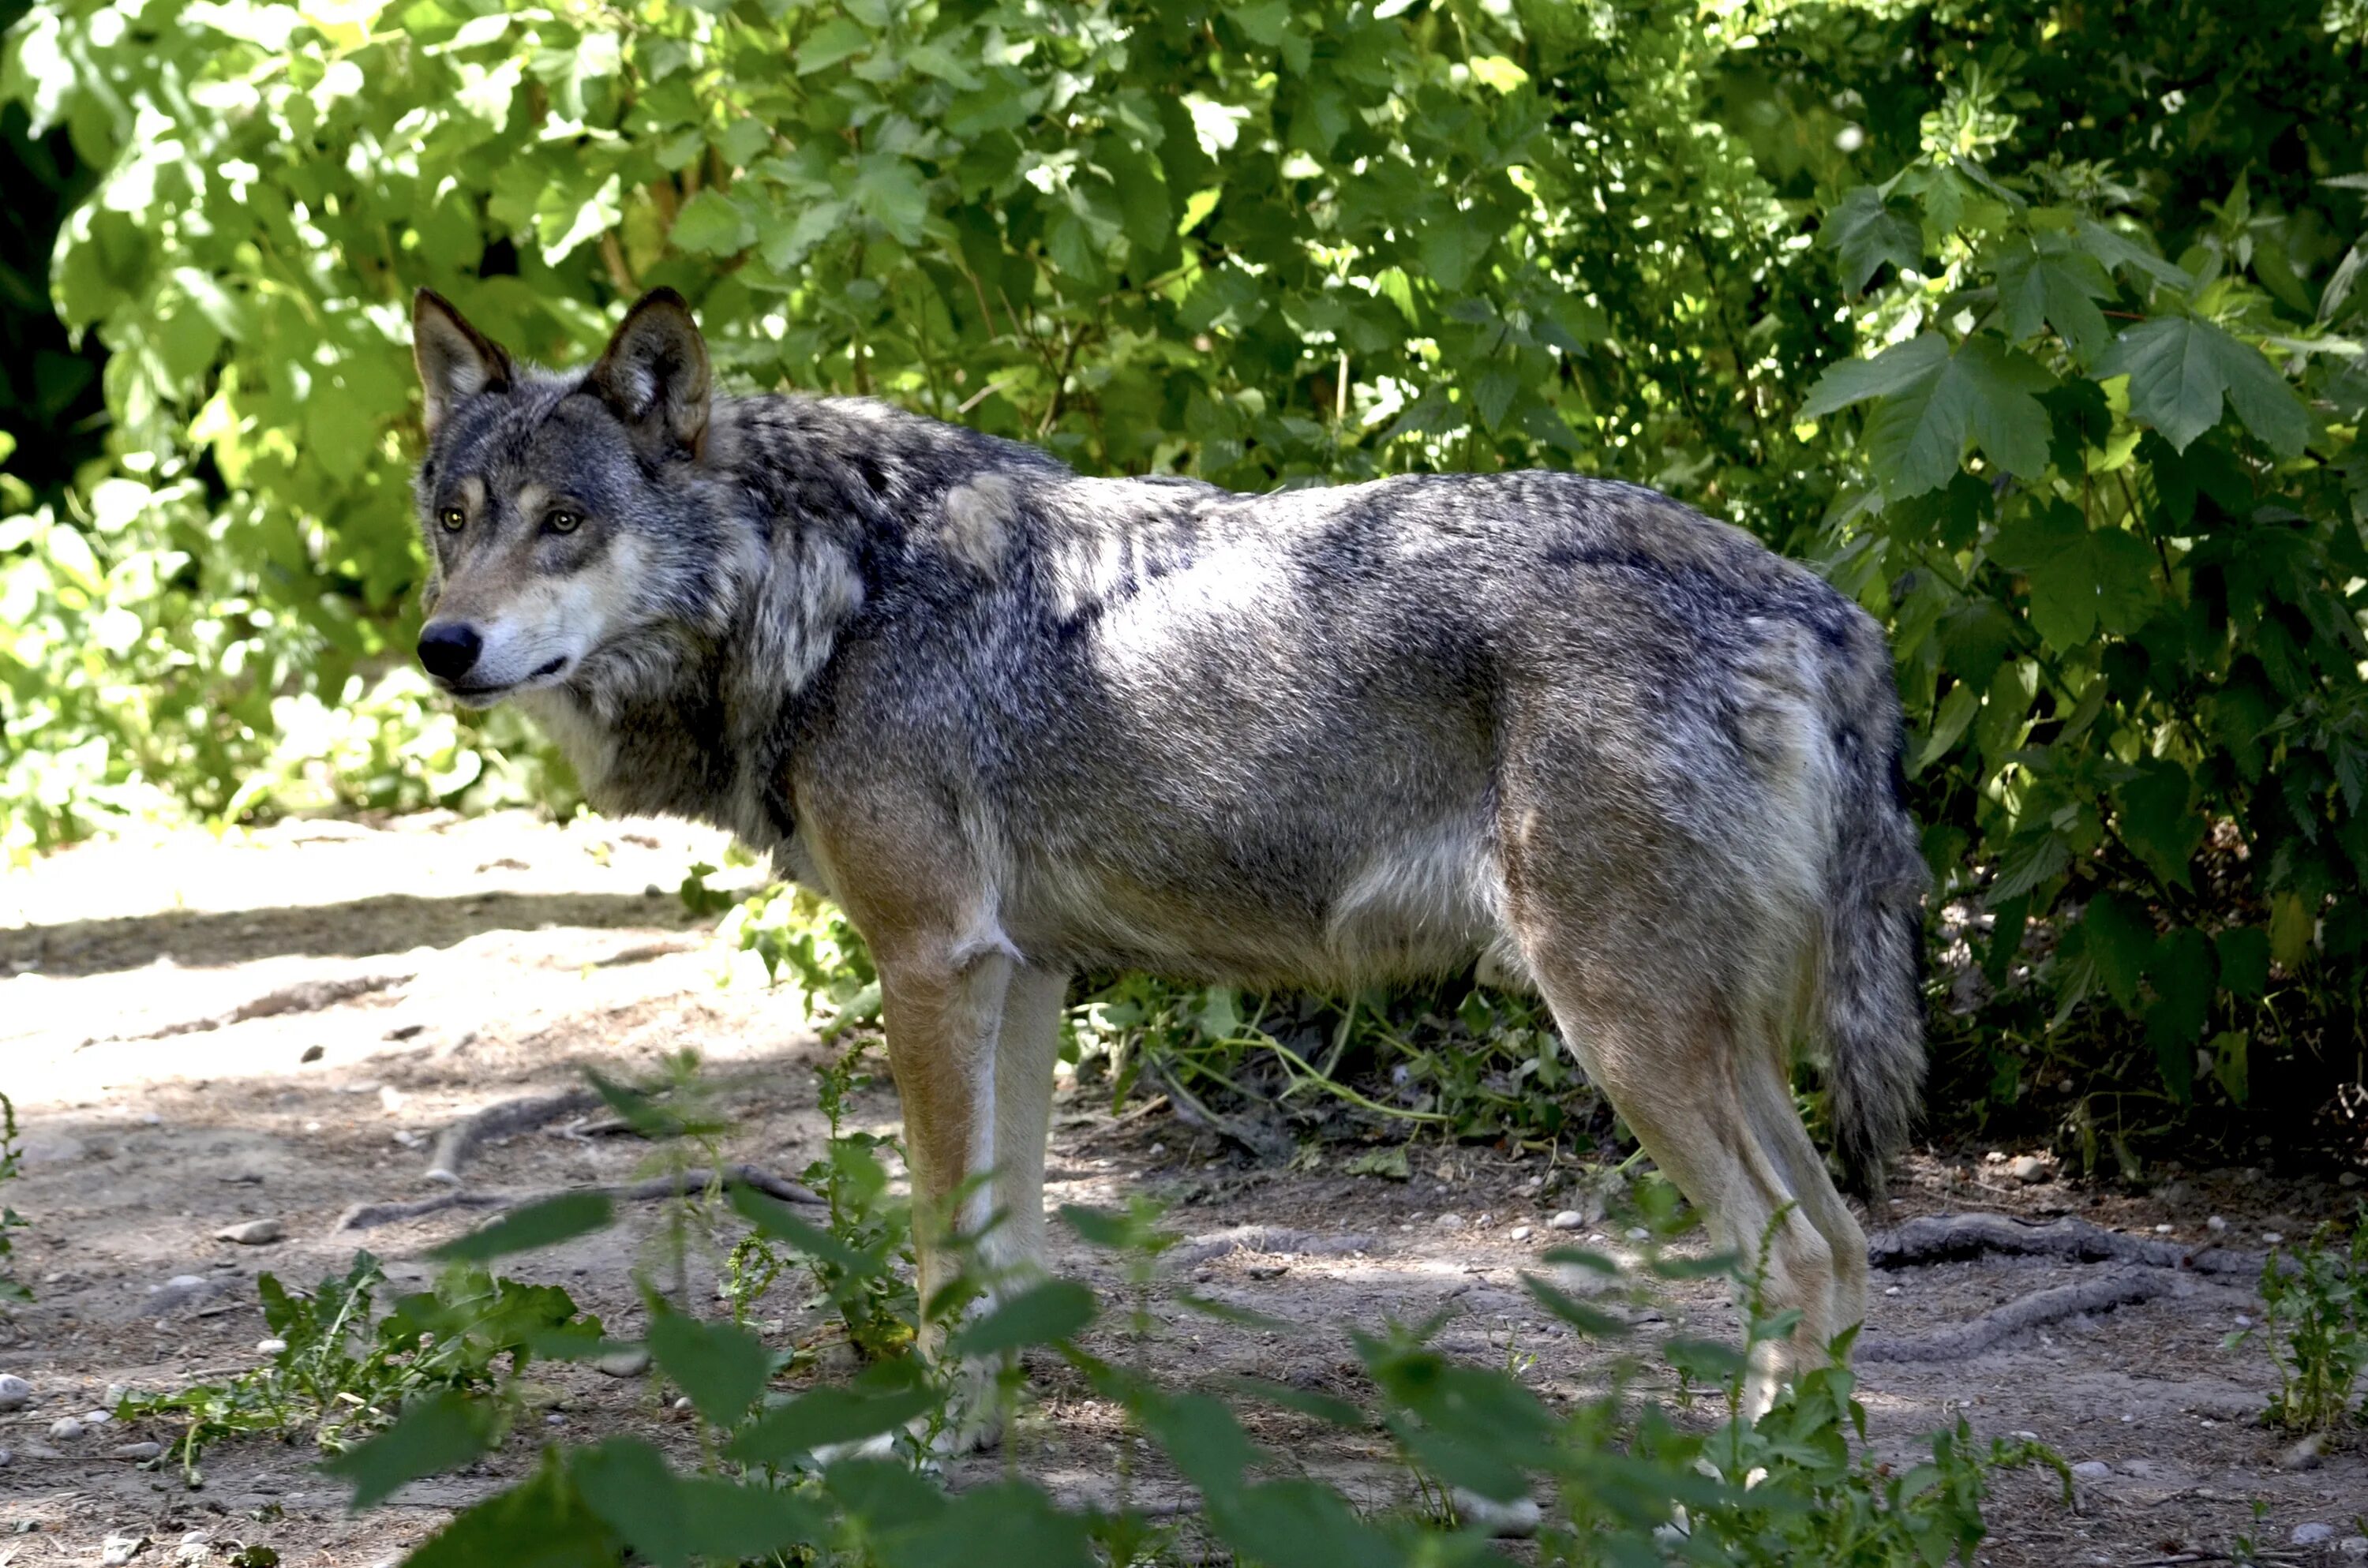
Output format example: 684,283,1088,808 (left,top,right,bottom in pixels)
417,623,483,682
